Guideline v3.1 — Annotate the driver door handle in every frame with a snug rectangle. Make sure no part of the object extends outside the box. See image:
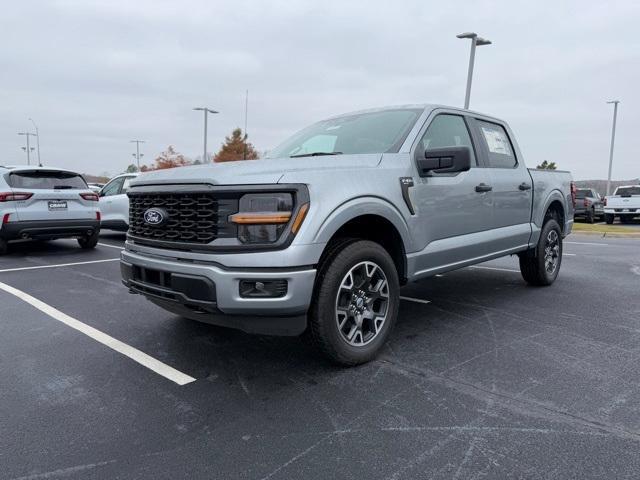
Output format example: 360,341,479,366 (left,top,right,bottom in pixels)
519,182,532,191
475,183,493,193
